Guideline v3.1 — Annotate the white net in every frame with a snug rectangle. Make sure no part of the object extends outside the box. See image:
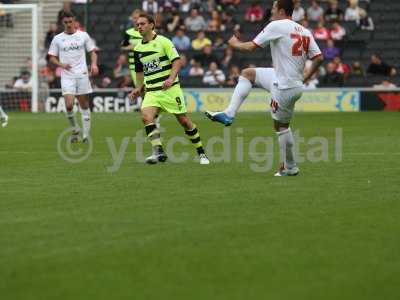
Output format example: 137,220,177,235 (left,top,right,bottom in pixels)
0,4,40,112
